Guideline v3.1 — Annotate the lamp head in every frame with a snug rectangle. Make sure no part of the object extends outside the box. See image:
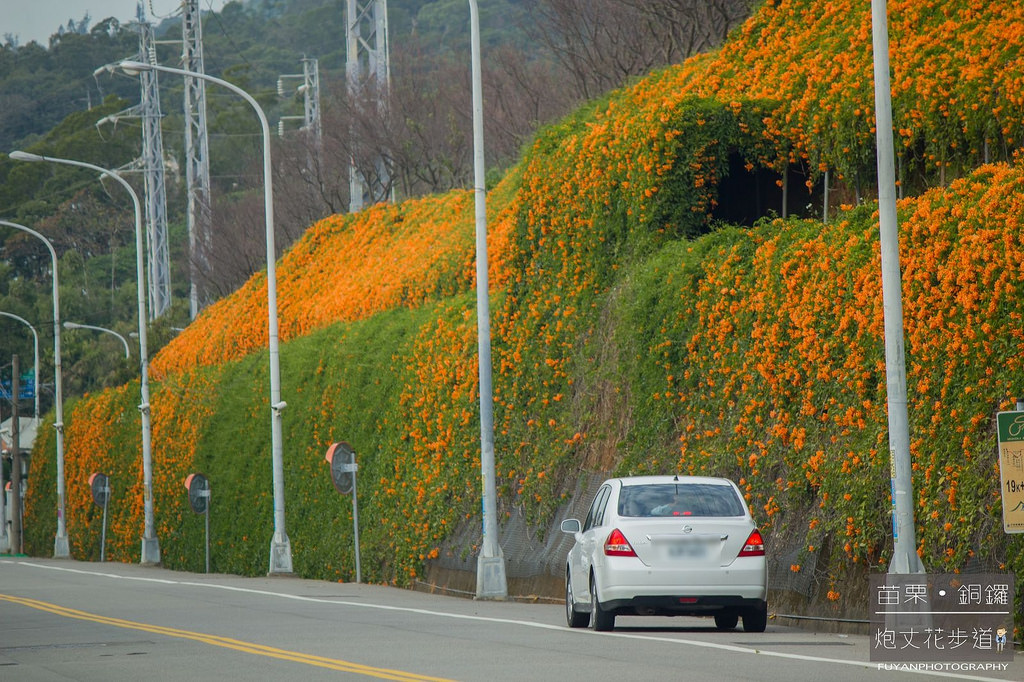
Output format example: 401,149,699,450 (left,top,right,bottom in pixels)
9,151,43,162
62,321,81,330
117,60,150,76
